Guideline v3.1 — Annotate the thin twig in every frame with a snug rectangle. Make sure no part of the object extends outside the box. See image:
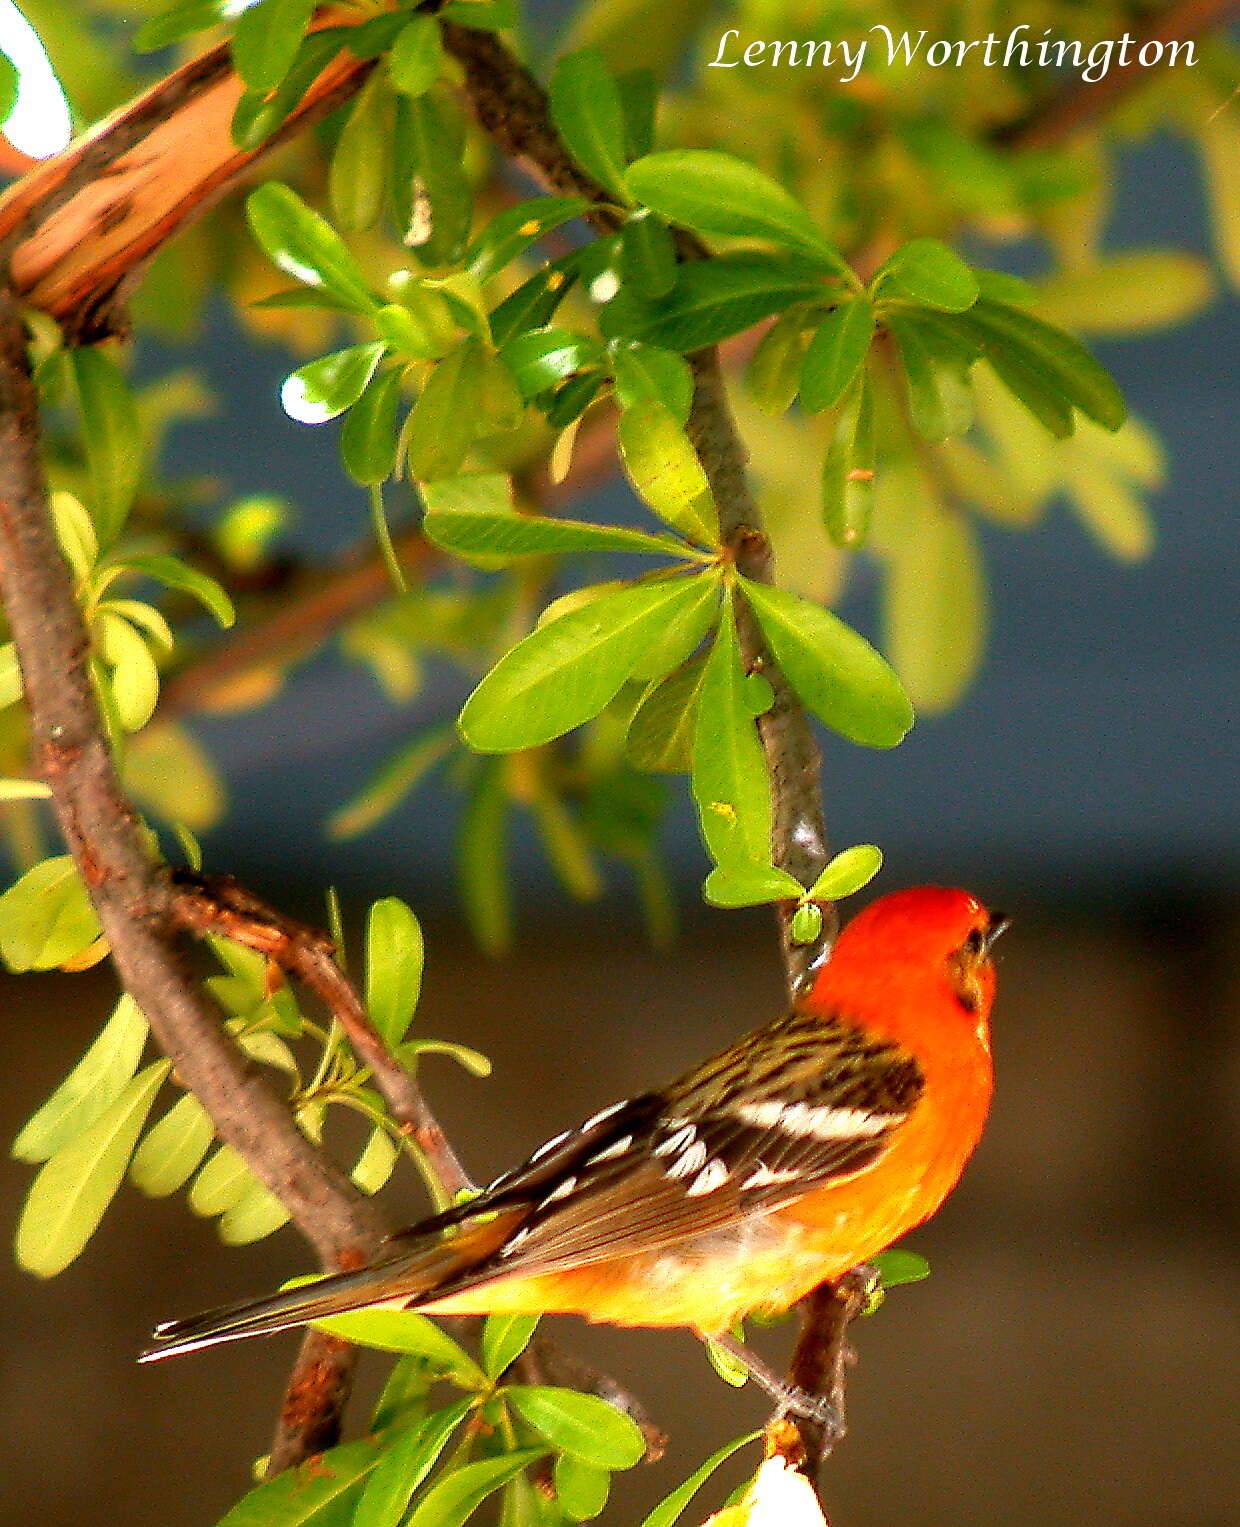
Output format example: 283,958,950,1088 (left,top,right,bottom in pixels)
169,869,474,1200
